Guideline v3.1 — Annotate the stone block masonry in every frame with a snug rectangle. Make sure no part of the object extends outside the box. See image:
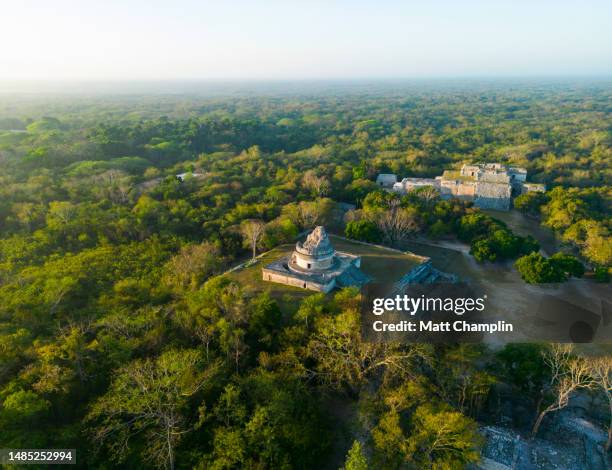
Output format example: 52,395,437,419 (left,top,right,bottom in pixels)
262,226,371,293
381,162,543,211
